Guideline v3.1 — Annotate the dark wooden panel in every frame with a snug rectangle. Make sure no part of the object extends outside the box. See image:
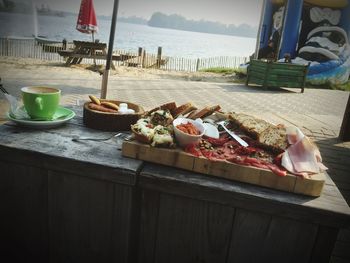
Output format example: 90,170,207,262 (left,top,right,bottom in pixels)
311,226,339,263
330,256,350,263
111,184,133,263
332,240,350,261
228,209,271,263
48,171,132,263
0,160,48,262
153,193,235,263
137,189,161,263
140,164,350,228
259,217,318,263
229,210,329,263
